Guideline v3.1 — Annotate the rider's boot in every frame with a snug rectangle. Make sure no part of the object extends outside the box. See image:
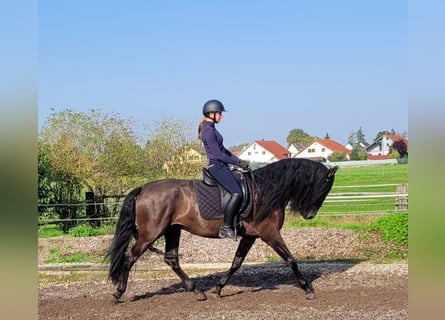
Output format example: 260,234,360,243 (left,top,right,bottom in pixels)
219,193,242,241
